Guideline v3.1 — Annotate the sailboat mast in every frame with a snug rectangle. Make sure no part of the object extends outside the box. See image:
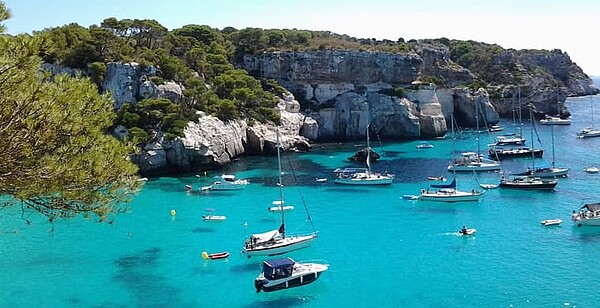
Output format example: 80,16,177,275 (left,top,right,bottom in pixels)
551,117,556,168
518,86,523,138
366,124,372,173
475,99,481,163
276,129,285,237
529,107,536,171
